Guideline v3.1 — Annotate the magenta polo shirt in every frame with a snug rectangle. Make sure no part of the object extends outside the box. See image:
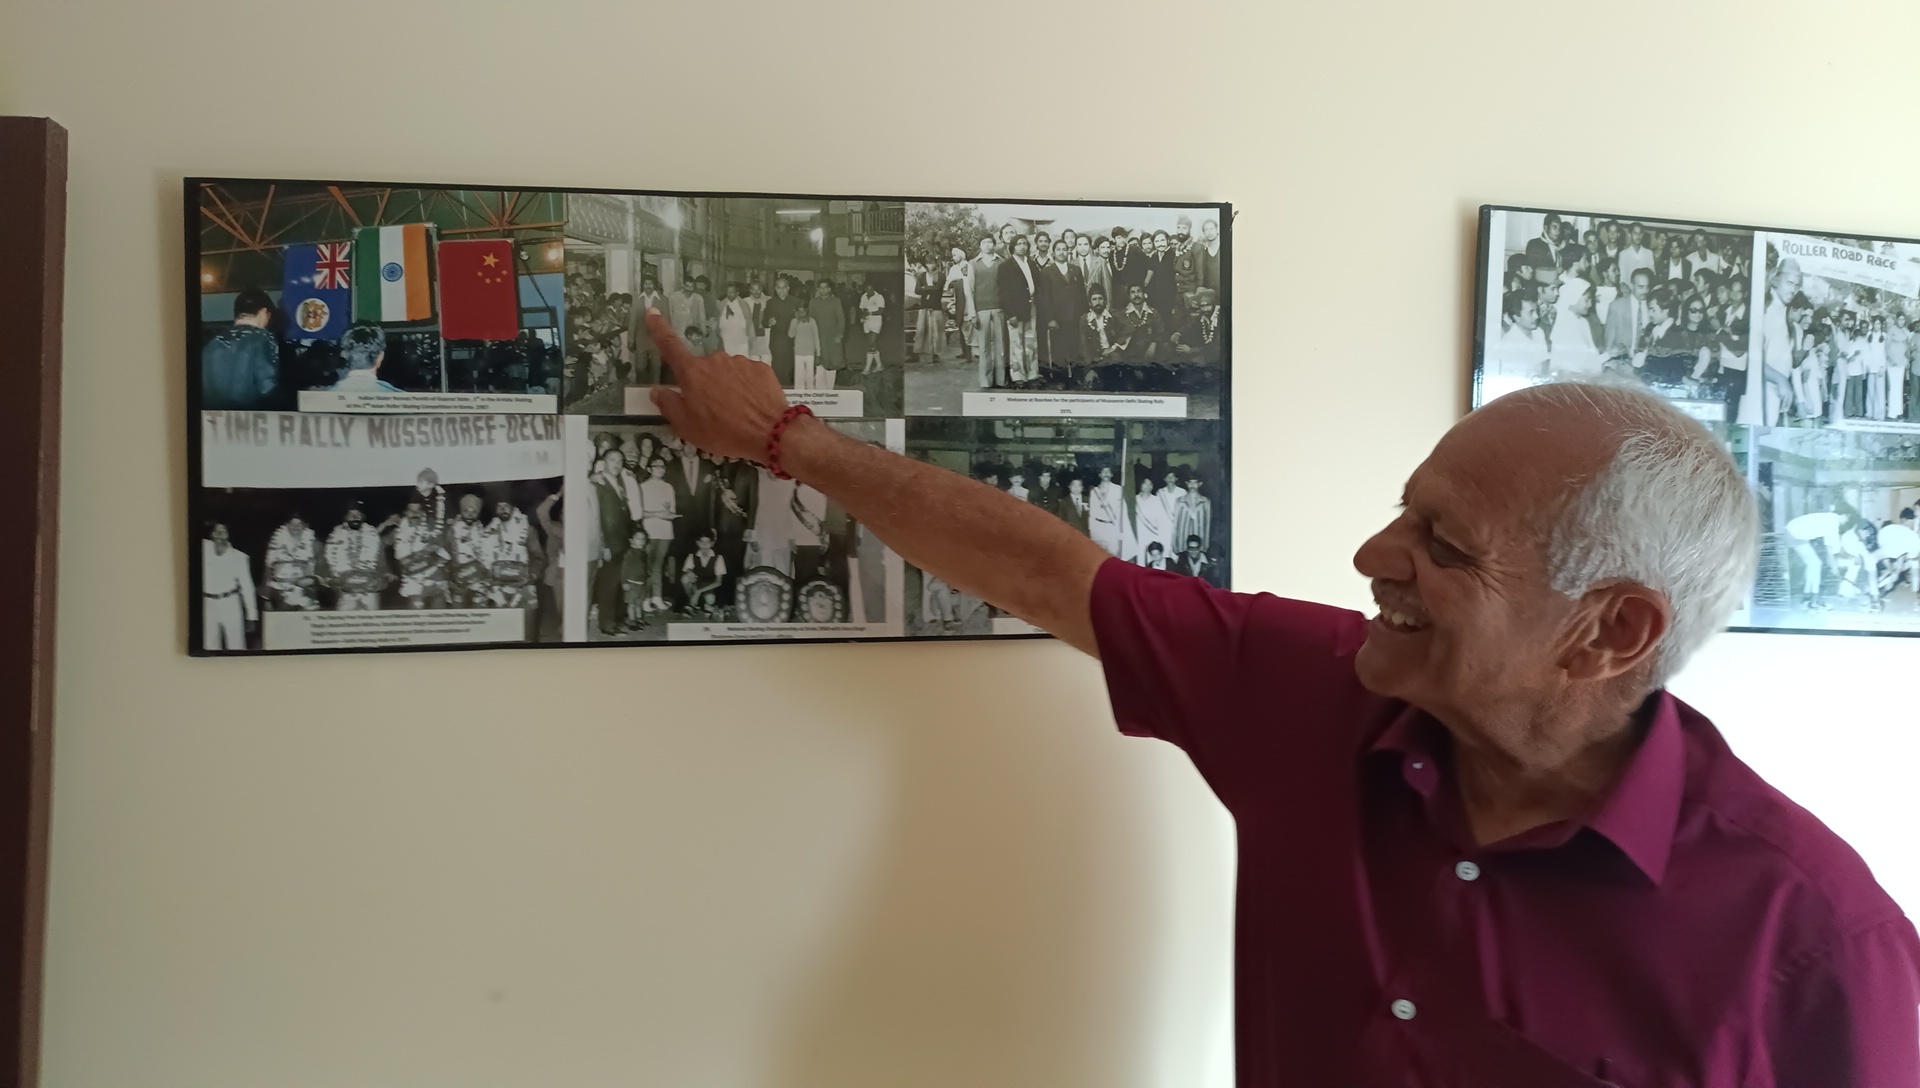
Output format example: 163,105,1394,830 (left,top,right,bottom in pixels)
1091,560,1920,1087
